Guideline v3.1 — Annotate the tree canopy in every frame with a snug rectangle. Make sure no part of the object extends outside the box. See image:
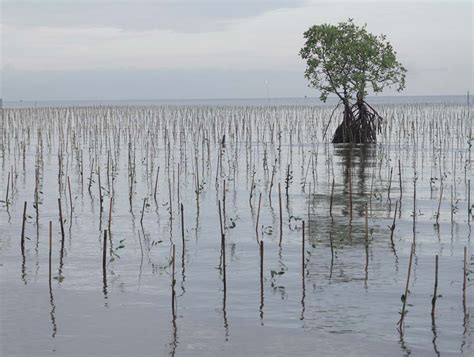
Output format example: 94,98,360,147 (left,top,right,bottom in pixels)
299,19,406,103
